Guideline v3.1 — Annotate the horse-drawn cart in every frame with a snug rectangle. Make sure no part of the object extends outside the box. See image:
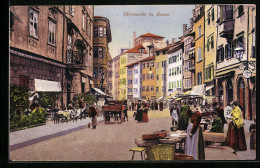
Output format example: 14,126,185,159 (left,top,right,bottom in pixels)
102,101,125,124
